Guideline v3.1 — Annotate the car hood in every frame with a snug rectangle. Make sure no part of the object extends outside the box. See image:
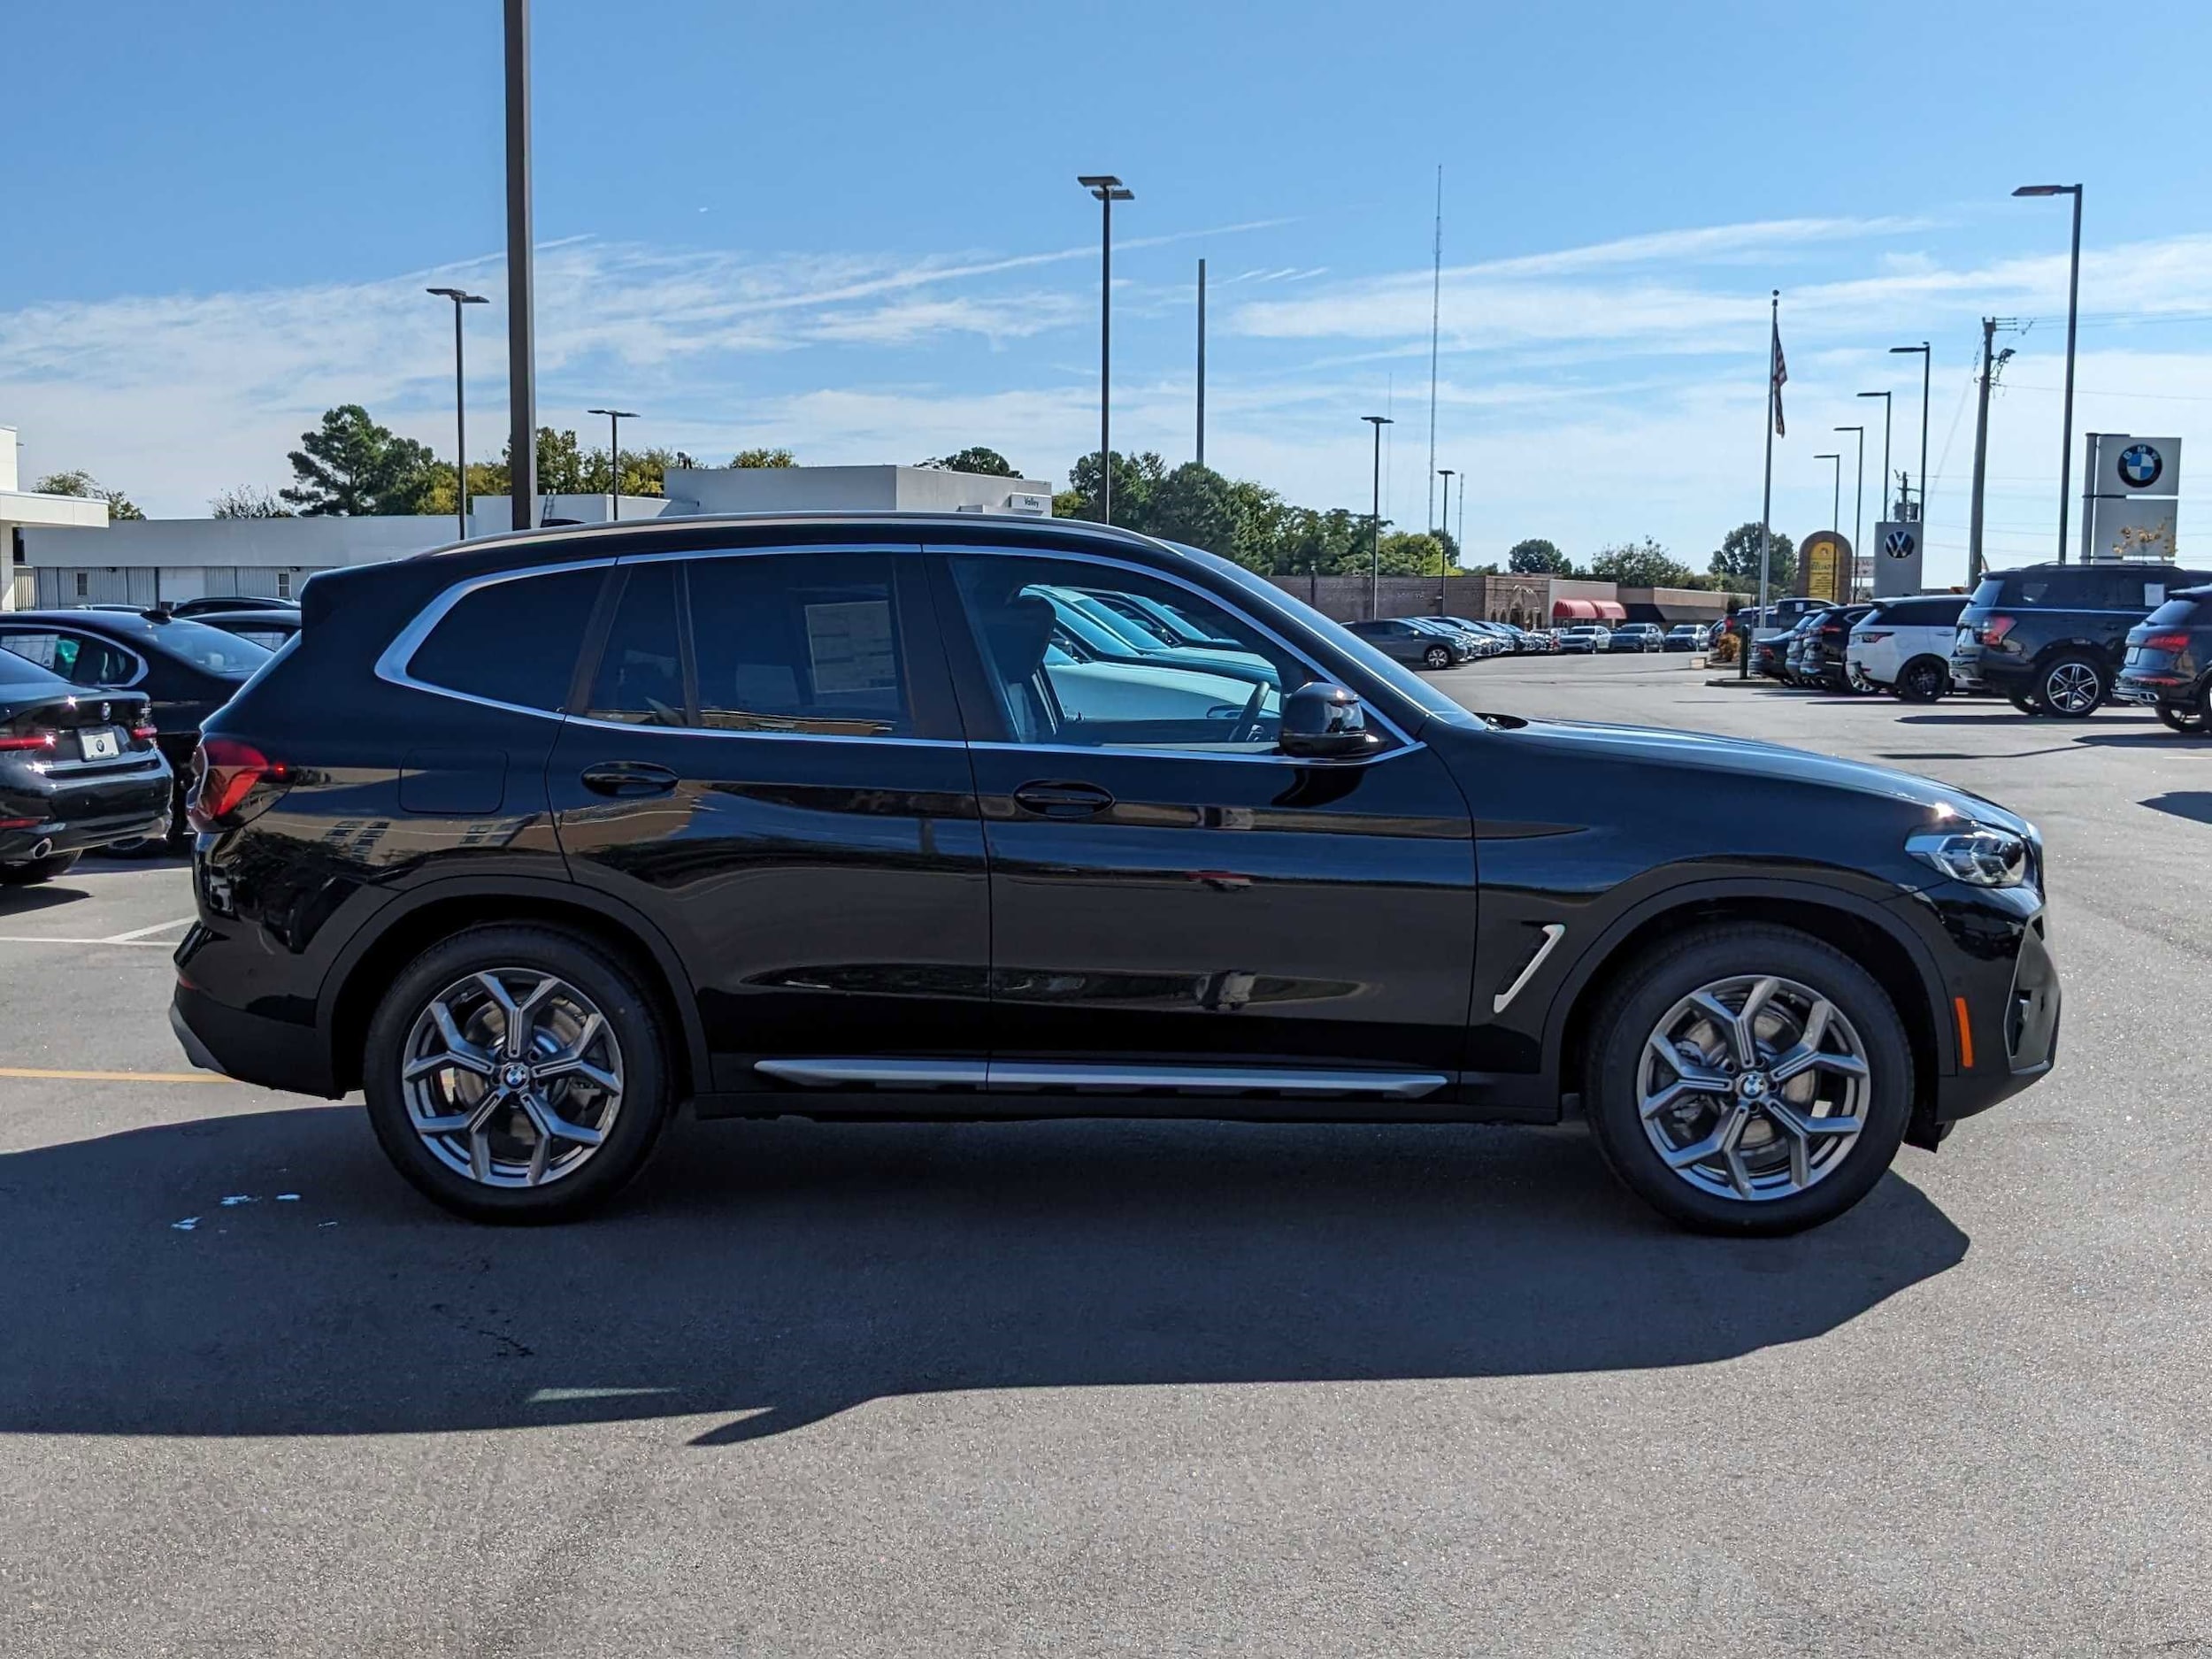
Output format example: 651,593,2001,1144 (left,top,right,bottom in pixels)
1503,717,2030,832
